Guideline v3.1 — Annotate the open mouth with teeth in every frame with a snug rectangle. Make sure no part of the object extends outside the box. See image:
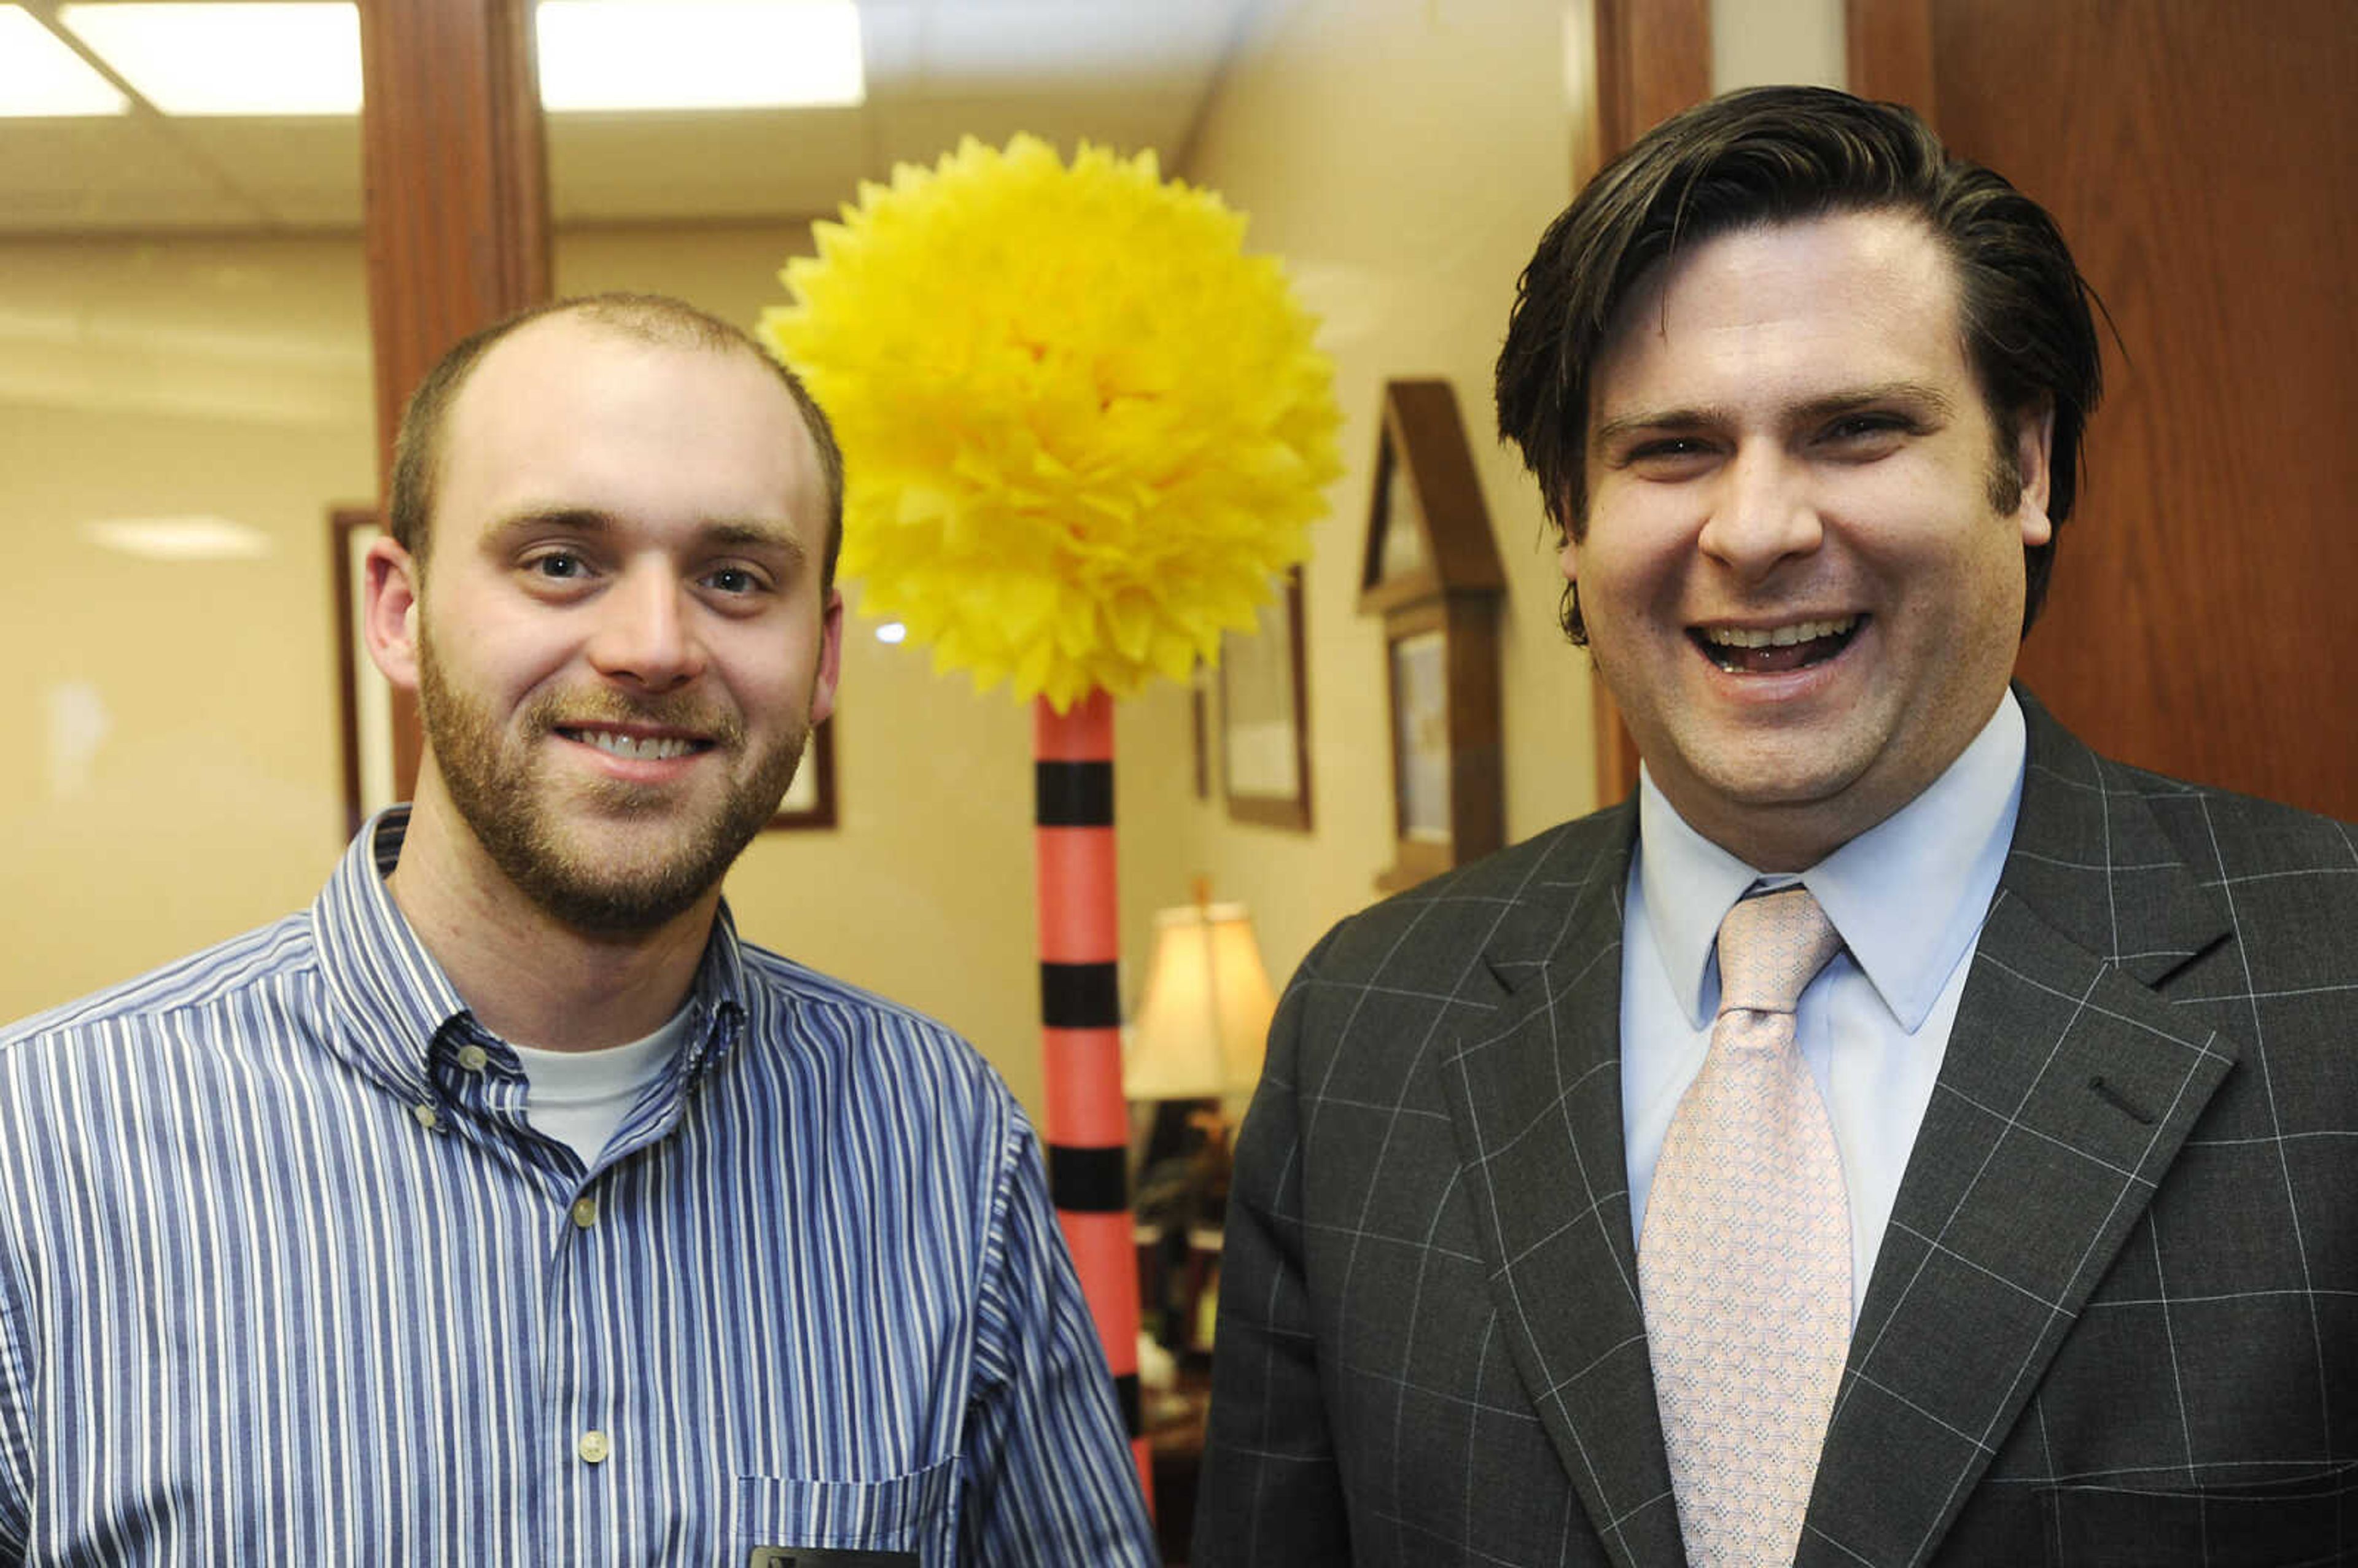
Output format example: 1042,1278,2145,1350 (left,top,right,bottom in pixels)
556,727,714,763
1691,615,1864,674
